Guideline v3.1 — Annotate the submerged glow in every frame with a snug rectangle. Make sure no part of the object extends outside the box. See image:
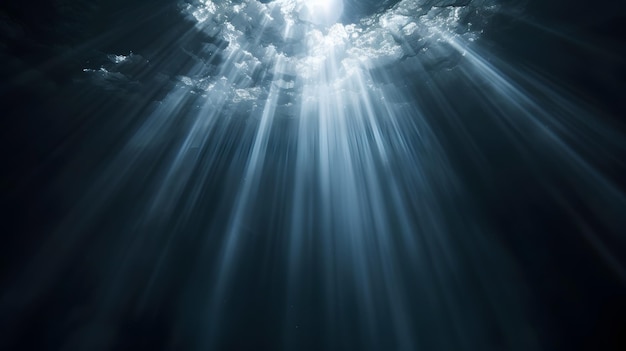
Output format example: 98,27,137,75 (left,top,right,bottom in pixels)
2,1,625,351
